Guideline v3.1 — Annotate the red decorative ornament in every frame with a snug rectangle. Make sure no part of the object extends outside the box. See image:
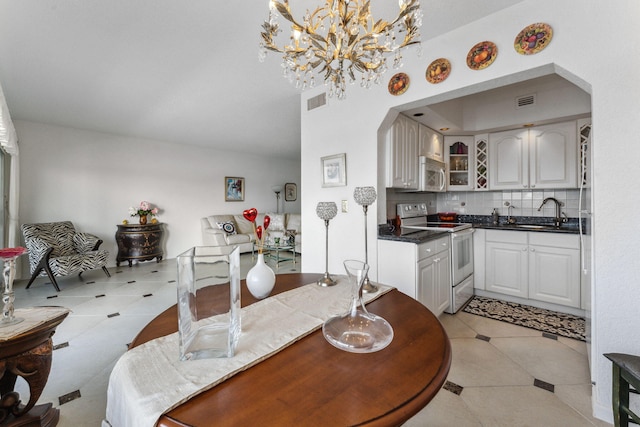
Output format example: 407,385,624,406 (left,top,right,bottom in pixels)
256,226,263,240
263,215,271,230
243,208,258,223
